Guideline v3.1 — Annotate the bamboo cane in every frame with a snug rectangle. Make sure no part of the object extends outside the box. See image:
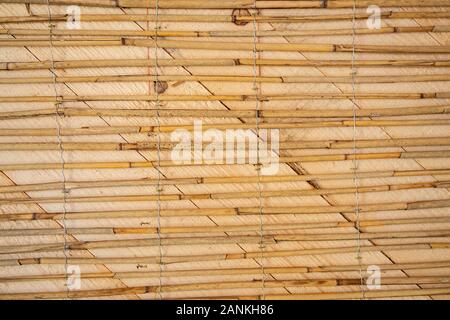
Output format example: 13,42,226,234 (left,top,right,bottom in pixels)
0,243,441,266
128,38,450,54
1,199,448,222
327,0,450,8
2,0,450,9
200,287,450,300
0,180,447,205
2,38,450,54
2,217,450,237
1,230,449,254
0,137,448,151
2,26,448,38
2,261,450,282
2,59,449,71
1,119,449,137
0,168,447,194
2,92,449,103
0,151,448,171
3,73,450,85
2,11,450,25
4,262,450,279
0,277,449,299
1,106,450,121
4,283,450,300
